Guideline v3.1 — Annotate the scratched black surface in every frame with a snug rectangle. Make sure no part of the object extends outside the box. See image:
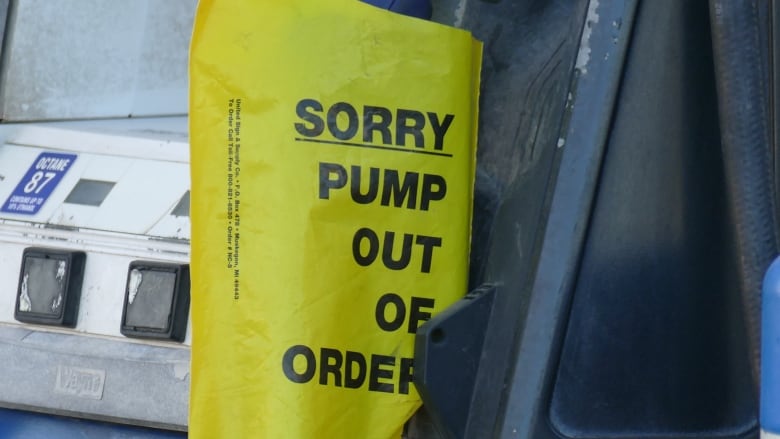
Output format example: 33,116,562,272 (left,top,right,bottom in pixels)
408,0,590,437
411,0,760,437
550,0,757,436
